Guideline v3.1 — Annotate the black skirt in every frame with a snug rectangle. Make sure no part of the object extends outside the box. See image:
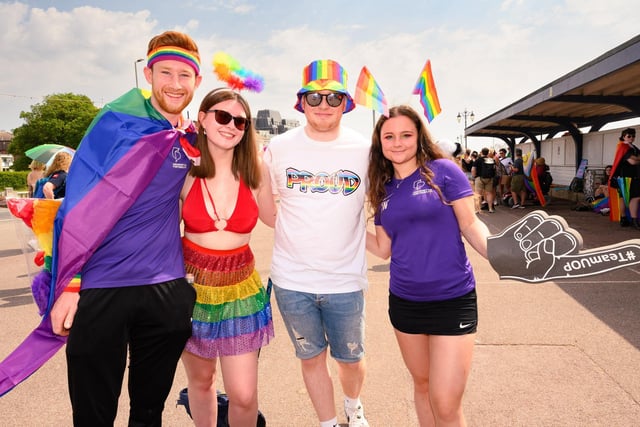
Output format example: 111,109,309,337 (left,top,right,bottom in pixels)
389,289,478,336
